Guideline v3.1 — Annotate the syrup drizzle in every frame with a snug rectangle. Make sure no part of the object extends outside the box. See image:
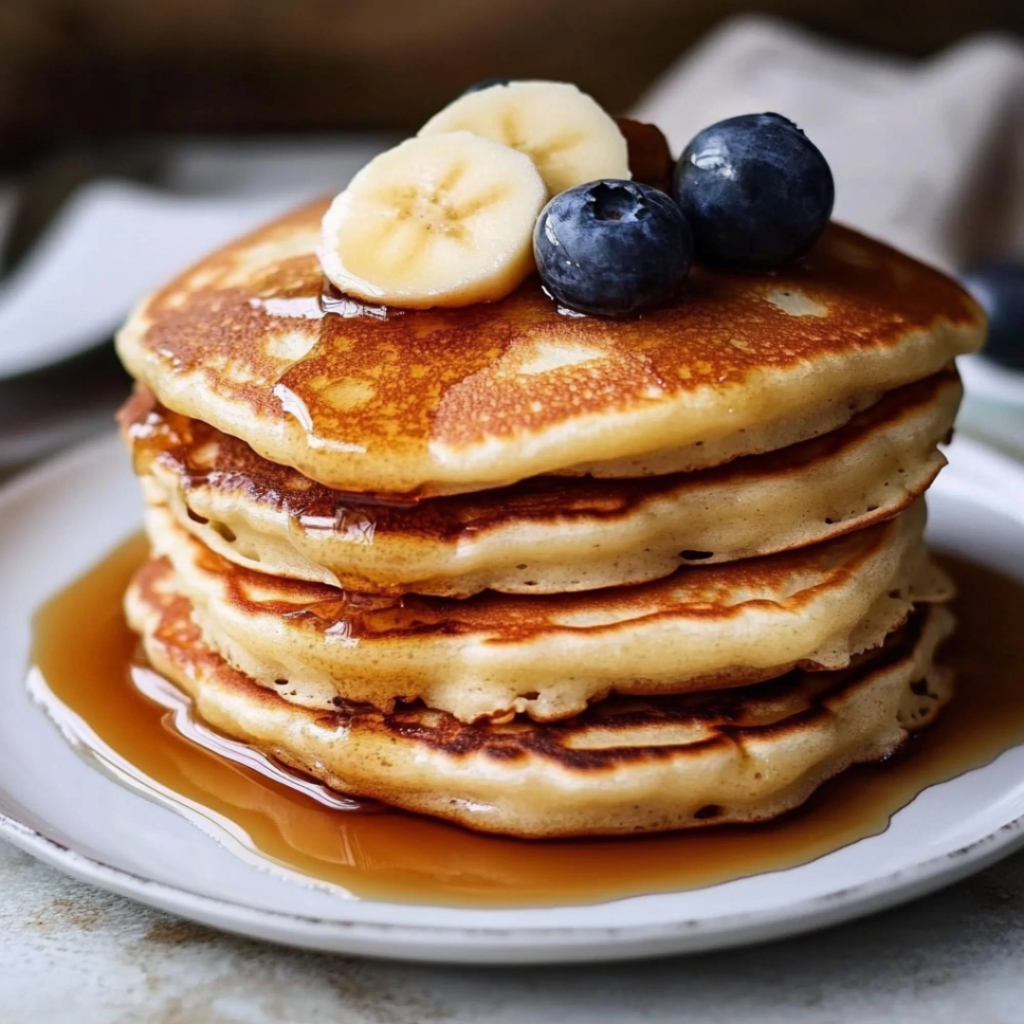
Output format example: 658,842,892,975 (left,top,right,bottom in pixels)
28,536,1024,907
